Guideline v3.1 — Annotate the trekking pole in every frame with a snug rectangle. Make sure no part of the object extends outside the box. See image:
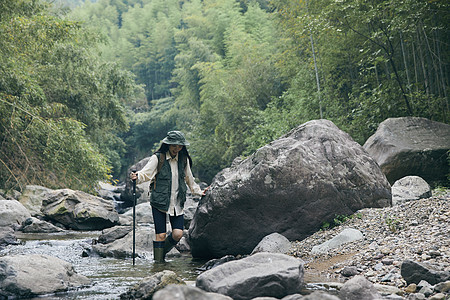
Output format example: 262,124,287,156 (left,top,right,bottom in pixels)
132,169,137,266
